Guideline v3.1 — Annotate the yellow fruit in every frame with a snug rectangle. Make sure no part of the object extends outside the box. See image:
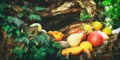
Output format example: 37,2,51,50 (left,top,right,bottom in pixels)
102,27,112,36
67,33,83,47
82,24,93,34
79,41,92,52
92,21,102,30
